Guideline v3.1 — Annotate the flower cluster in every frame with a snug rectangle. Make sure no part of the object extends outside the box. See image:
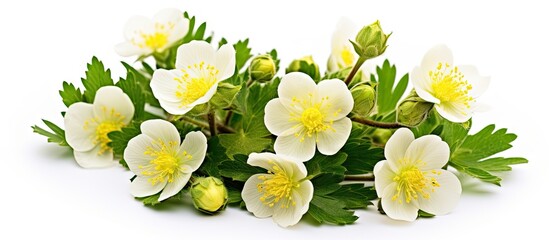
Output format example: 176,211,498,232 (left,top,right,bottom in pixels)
33,8,527,227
